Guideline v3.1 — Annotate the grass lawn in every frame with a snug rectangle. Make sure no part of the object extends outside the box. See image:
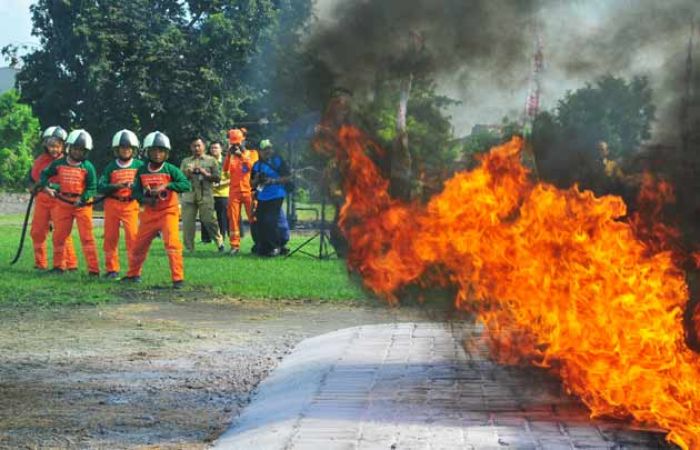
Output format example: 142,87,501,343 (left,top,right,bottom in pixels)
0,213,371,305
